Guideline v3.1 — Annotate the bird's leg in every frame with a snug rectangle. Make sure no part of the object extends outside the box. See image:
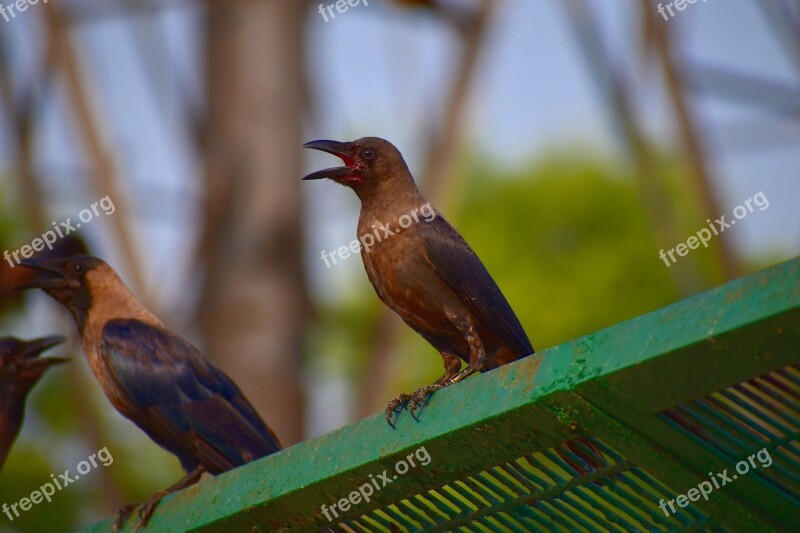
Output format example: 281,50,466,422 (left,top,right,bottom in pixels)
407,352,462,419
386,351,462,426
385,313,484,427
135,465,206,530
442,315,487,387
112,503,139,532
